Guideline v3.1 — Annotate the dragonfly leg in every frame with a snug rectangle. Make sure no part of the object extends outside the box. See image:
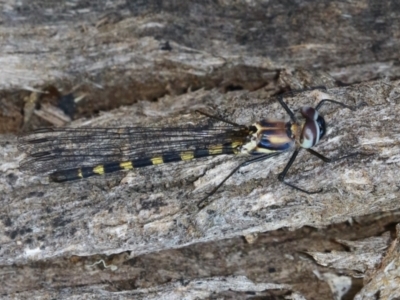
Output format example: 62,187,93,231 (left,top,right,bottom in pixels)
315,99,357,111
197,152,281,209
195,110,243,128
306,148,361,163
277,148,322,194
